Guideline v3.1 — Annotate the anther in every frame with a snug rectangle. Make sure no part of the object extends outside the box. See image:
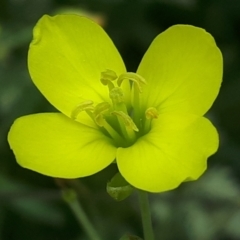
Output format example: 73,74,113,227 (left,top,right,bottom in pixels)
111,111,139,132
100,69,118,90
71,100,94,120
144,107,159,133
145,107,159,119
117,72,147,93
93,102,111,127
93,102,125,144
